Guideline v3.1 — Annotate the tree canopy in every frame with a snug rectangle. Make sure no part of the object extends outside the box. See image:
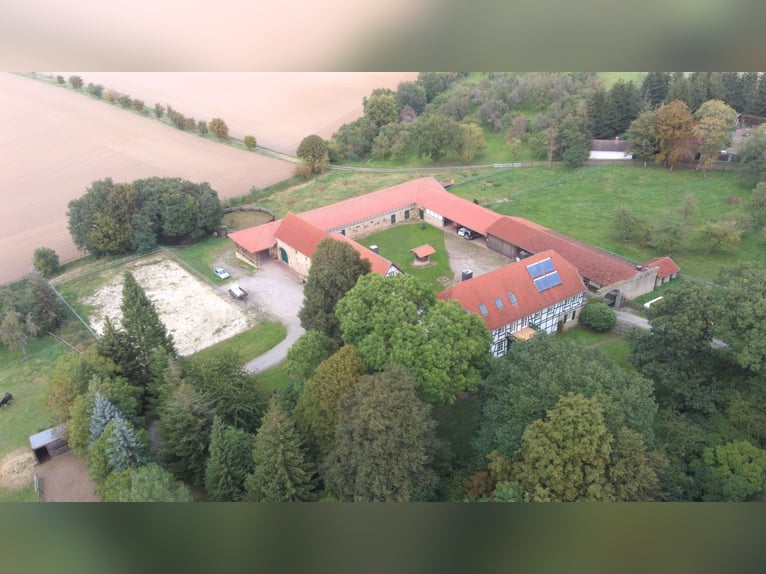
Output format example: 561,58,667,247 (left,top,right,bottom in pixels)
298,238,371,342
296,134,330,174
324,365,436,502
476,334,657,460
336,274,491,403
